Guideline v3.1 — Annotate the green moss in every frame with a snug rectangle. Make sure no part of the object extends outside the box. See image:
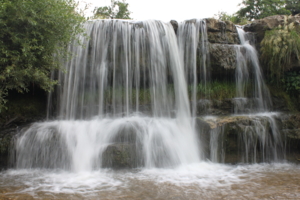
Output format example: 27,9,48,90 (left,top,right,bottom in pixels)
83,86,175,106
189,81,237,100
